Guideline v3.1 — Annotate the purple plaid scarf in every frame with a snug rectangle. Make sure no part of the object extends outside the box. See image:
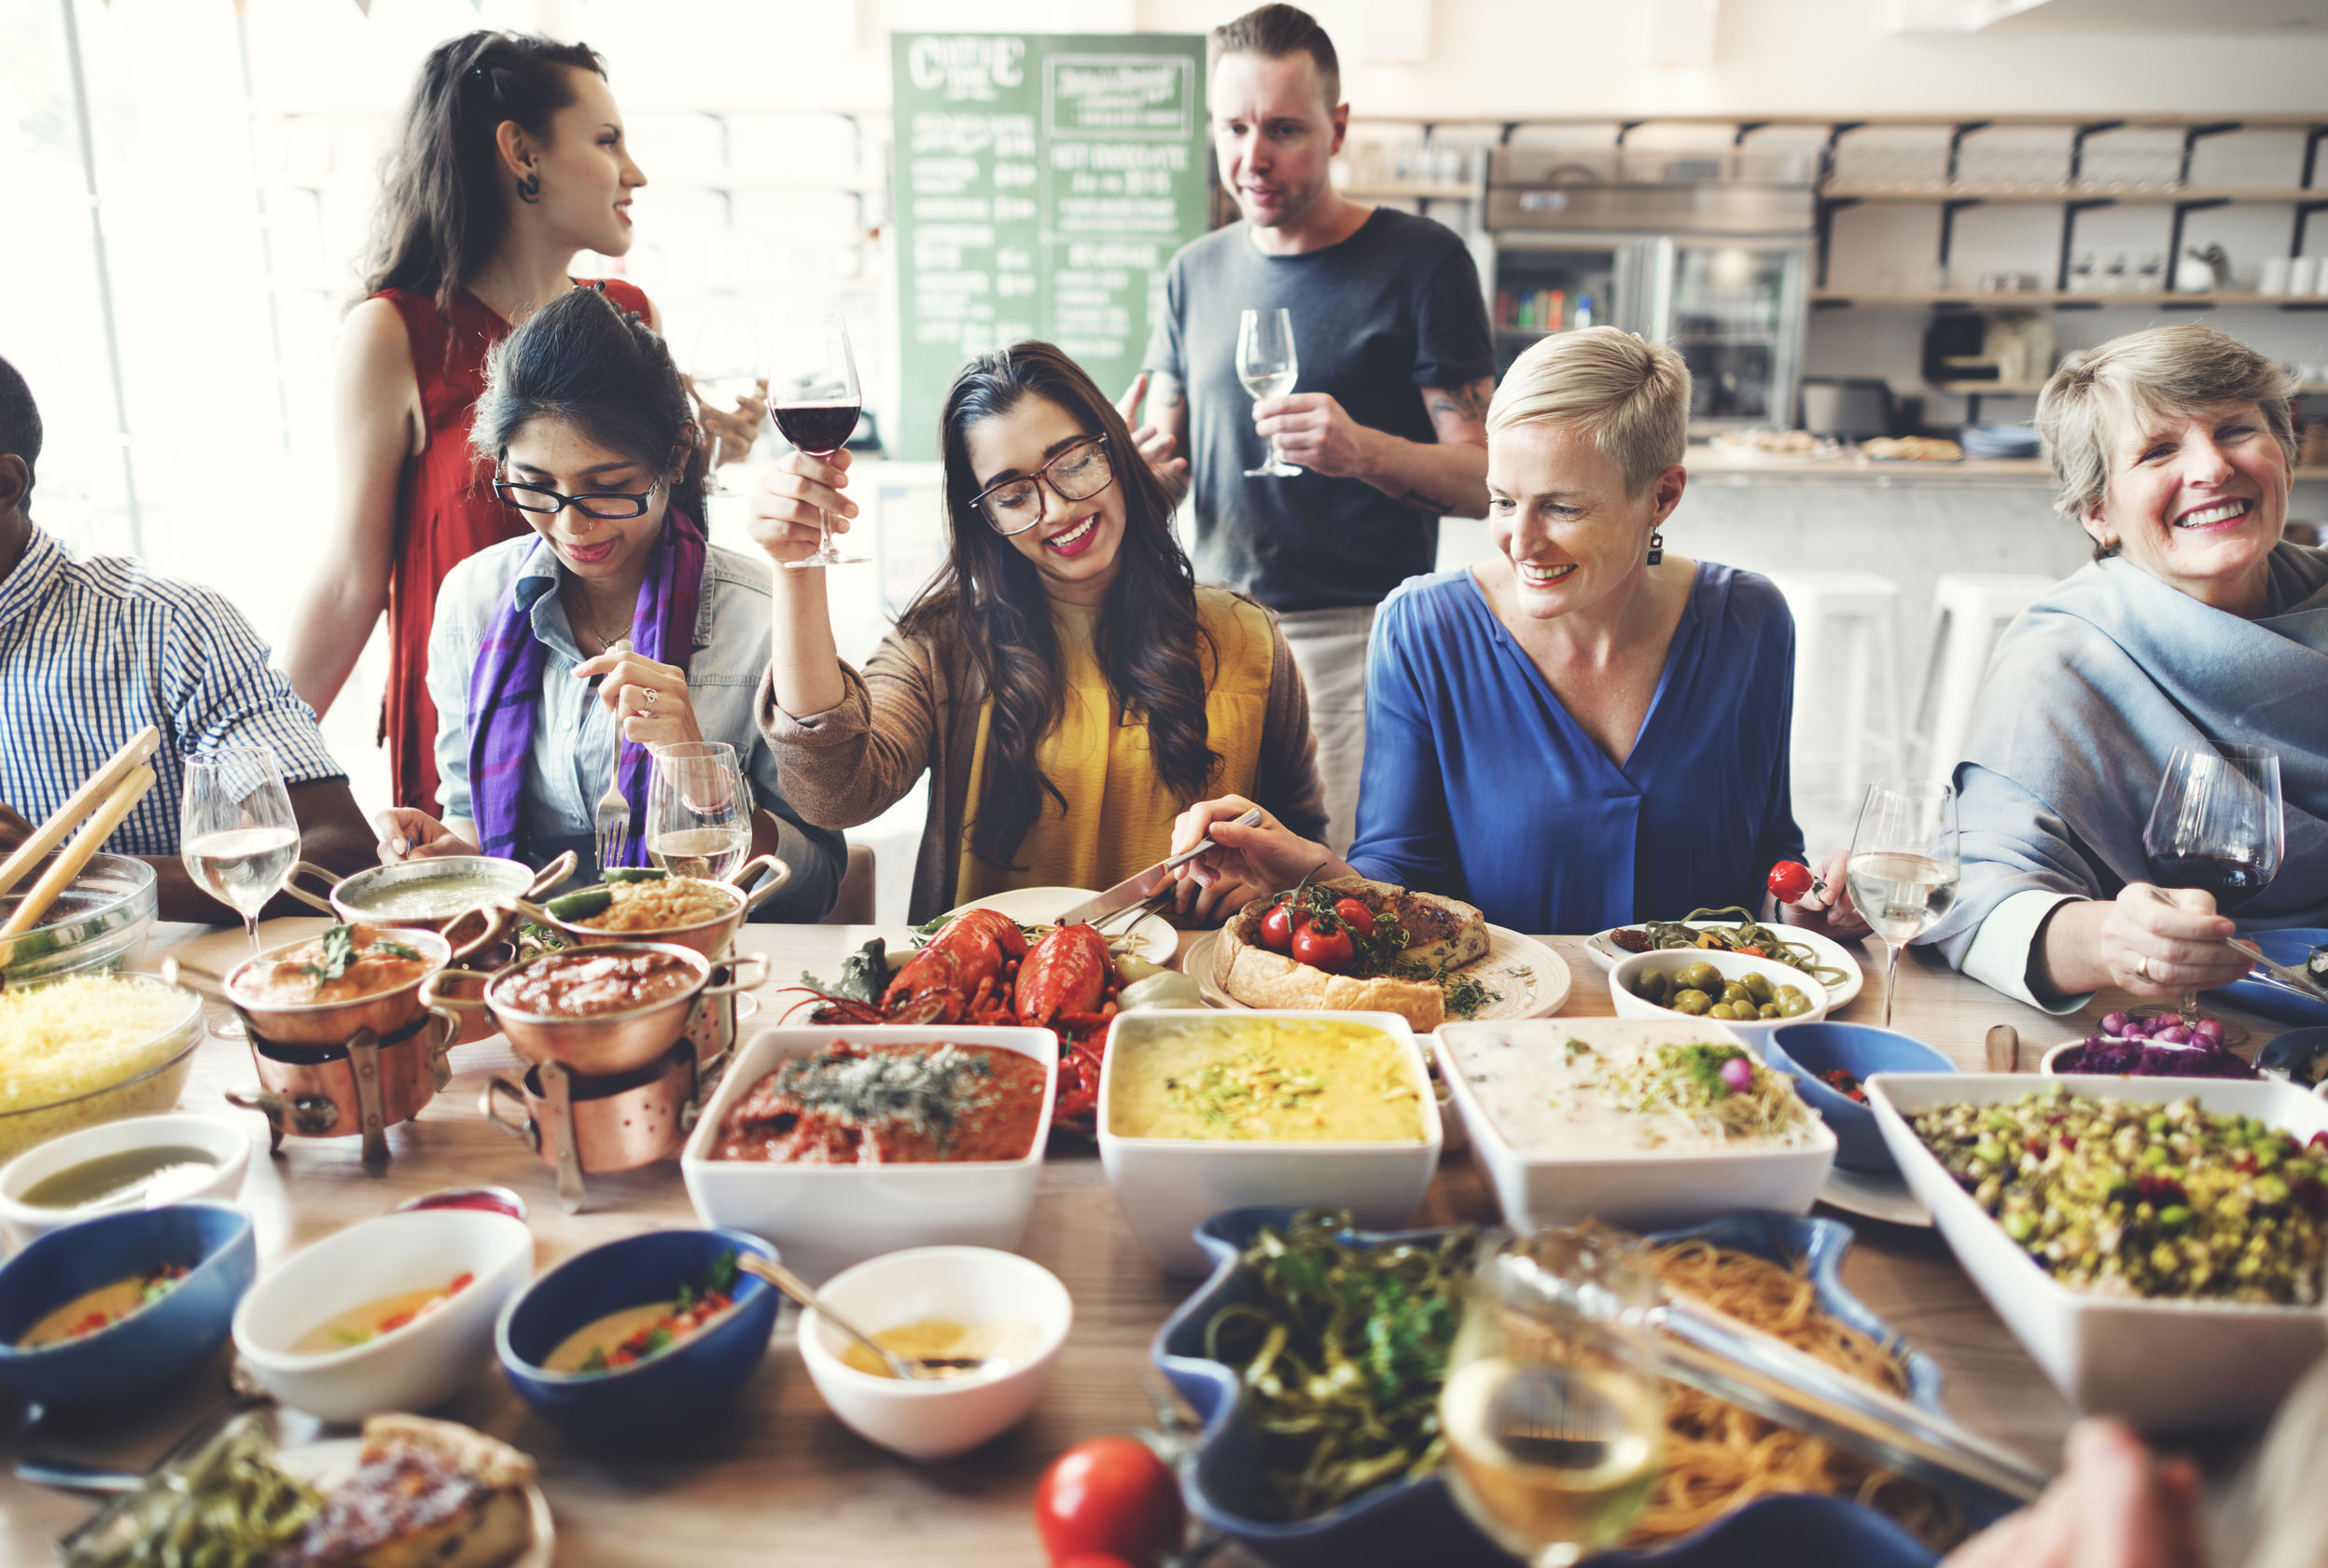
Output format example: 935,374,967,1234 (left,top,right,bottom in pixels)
465,509,707,867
